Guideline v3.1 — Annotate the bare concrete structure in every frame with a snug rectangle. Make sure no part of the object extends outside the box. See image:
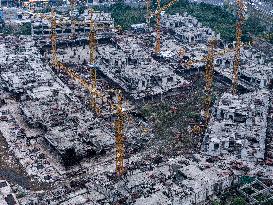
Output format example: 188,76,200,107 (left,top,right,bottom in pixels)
97,35,189,99
0,180,19,205
1,4,273,205
0,36,113,166
85,157,237,205
31,11,115,39
214,46,273,90
203,90,269,162
239,178,273,204
161,13,219,44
